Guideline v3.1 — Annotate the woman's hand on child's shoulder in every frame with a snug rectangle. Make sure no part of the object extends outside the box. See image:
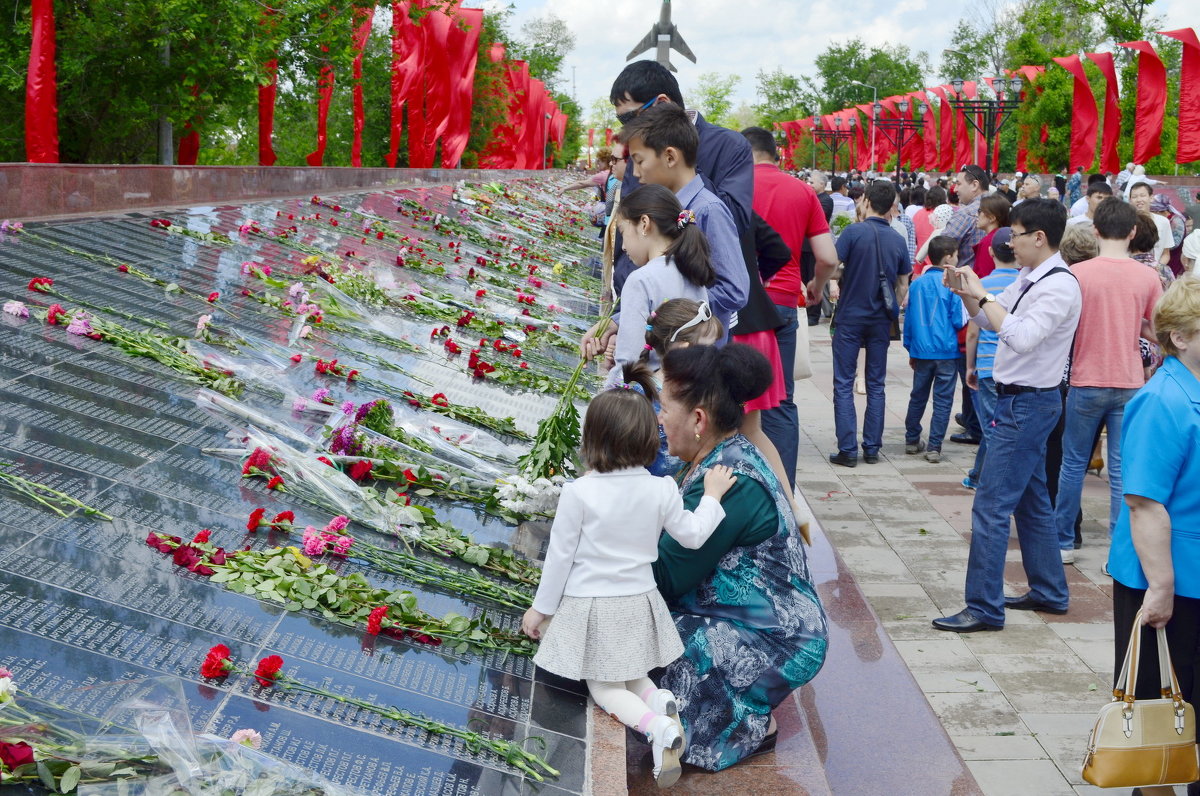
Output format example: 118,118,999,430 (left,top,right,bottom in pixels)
703,465,737,501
